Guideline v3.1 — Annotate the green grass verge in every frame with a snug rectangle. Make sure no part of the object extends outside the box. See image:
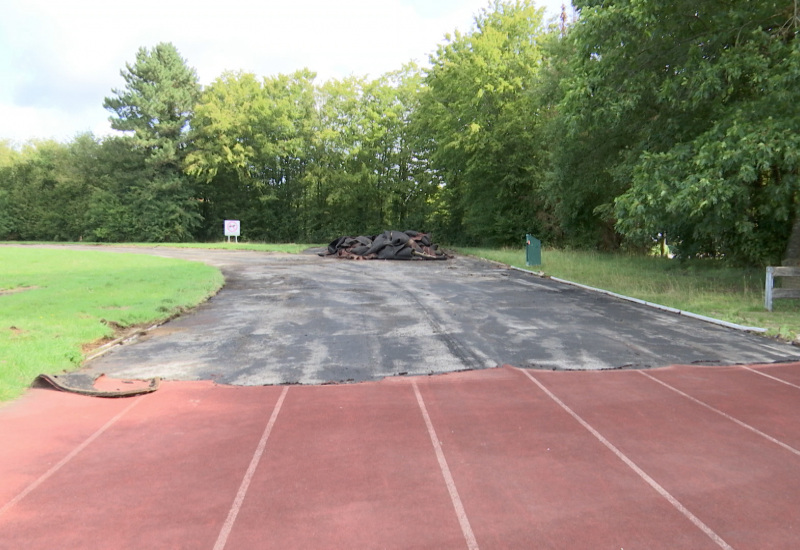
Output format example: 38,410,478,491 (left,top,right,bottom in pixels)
0,248,224,402
109,242,320,253
457,247,800,340
1,242,321,254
